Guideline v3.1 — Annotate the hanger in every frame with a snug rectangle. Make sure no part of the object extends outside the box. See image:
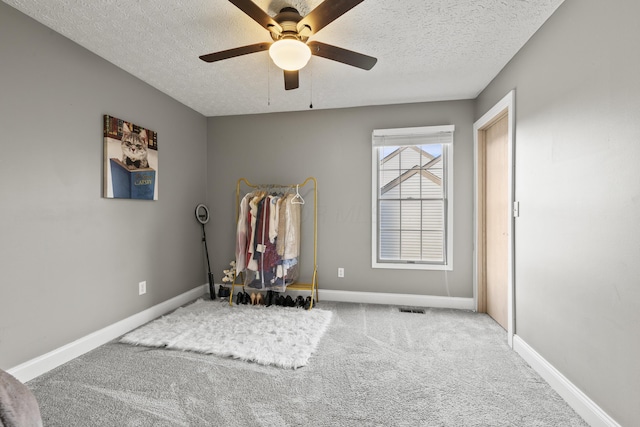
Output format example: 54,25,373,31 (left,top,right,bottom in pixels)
291,185,305,205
